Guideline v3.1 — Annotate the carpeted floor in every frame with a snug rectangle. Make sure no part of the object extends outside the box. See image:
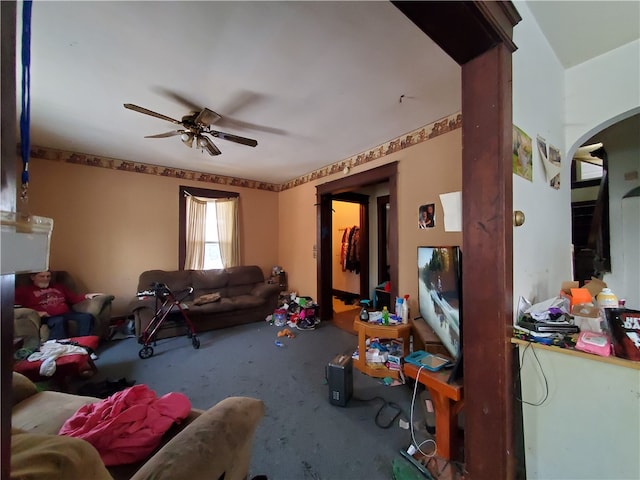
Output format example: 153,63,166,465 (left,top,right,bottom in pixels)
78,321,446,479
